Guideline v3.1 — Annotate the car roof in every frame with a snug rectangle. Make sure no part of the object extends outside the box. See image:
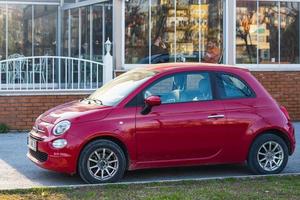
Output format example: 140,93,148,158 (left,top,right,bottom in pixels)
145,63,249,74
